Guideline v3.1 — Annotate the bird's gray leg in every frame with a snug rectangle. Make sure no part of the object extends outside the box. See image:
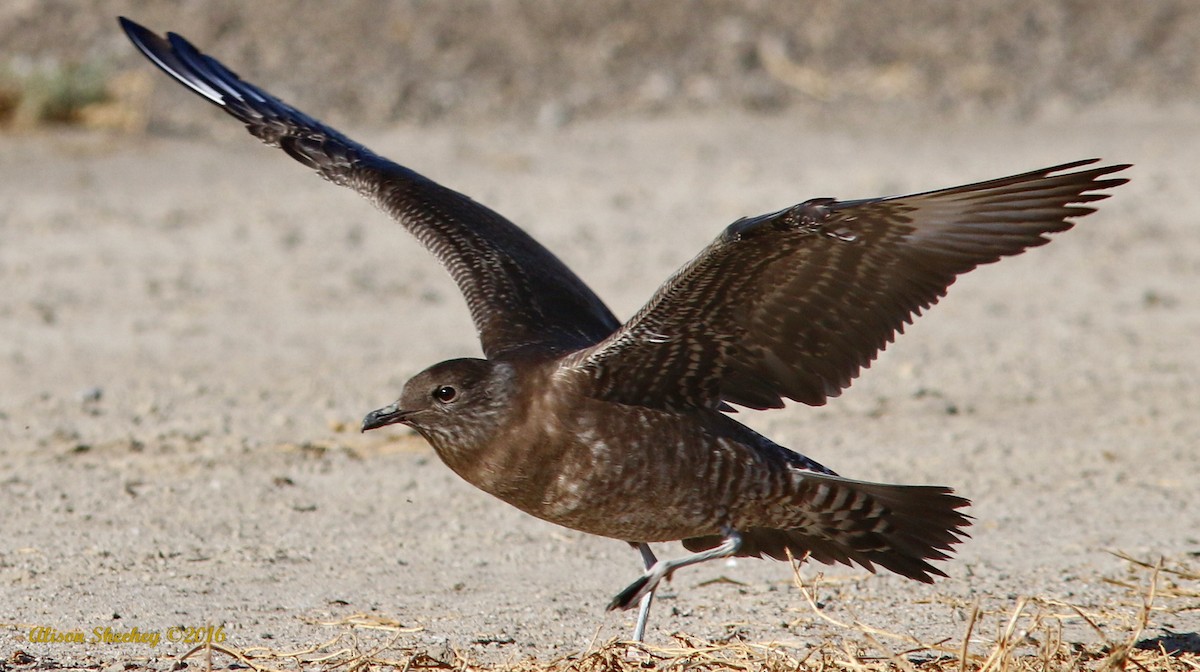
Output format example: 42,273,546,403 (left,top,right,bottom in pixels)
631,542,657,642
608,530,743,612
